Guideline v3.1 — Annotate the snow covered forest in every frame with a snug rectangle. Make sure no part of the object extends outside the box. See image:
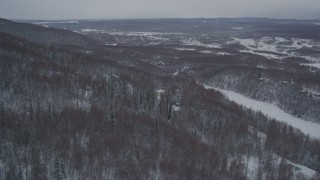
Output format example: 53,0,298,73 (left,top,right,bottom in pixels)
0,18,320,179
